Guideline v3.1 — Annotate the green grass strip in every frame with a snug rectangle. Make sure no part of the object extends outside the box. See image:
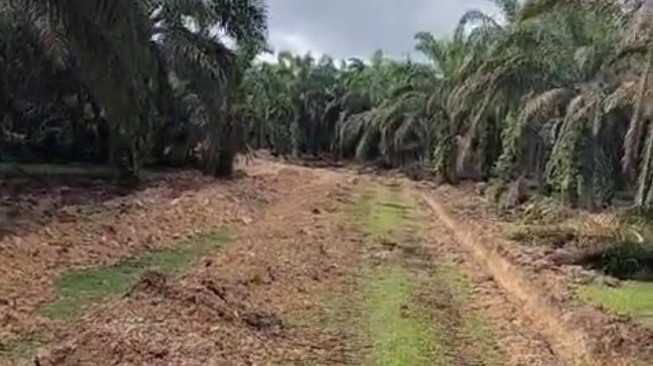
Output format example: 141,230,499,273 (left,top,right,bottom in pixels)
362,266,436,366
38,231,229,319
578,281,653,325
352,187,412,238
